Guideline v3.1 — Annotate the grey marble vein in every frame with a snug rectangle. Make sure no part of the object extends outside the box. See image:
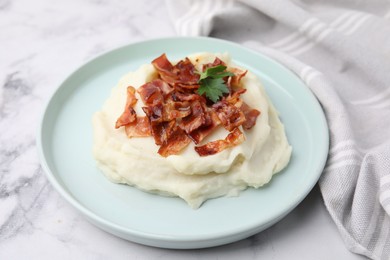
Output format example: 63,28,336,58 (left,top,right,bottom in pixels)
0,167,49,239
1,72,32,115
